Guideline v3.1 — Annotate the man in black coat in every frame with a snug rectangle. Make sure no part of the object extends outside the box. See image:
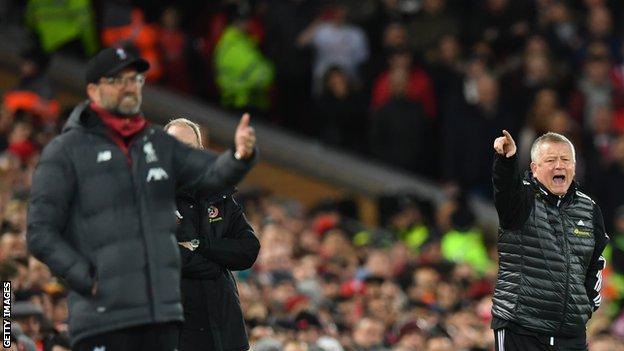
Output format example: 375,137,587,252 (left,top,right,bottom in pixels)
369,67,433,177
26,47,258,351
165,118,260,351
491,130,609,351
